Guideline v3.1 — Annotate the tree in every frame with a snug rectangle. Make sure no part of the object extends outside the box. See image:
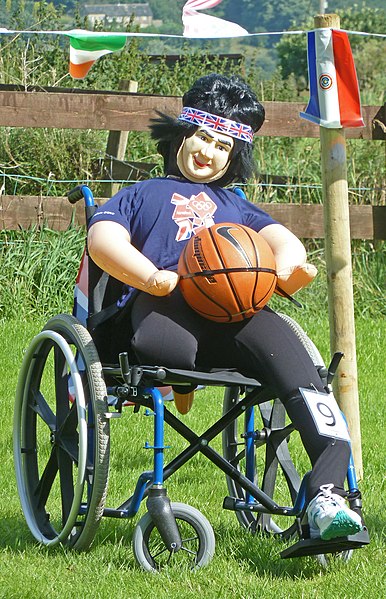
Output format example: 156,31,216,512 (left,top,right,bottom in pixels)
222,0,320,33
148,0,185,24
